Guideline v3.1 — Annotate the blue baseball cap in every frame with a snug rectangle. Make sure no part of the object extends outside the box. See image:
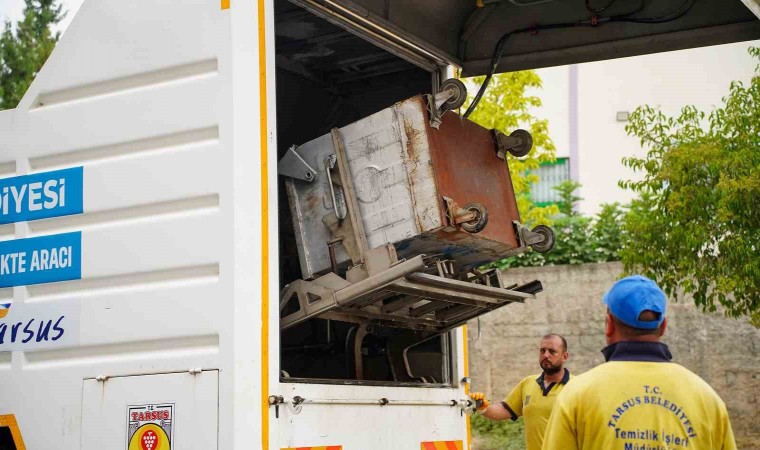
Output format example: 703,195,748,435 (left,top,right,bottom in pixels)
603,275,667,329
